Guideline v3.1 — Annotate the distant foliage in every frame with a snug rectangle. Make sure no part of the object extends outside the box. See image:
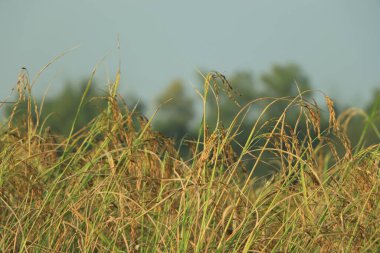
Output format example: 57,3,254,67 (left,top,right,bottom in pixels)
4,62,379,150
153,79,195,140
5,79,144,136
